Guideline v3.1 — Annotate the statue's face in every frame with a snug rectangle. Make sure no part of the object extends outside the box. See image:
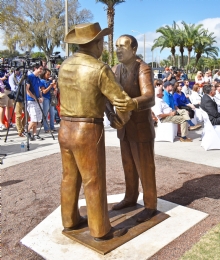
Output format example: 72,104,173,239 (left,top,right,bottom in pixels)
116,36,135,64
